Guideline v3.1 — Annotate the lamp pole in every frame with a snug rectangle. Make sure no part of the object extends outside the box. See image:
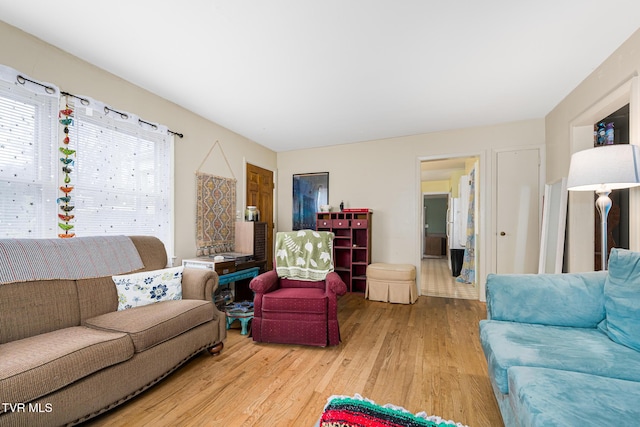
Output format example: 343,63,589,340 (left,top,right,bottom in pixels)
567,144,640,271
595,186,612,270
